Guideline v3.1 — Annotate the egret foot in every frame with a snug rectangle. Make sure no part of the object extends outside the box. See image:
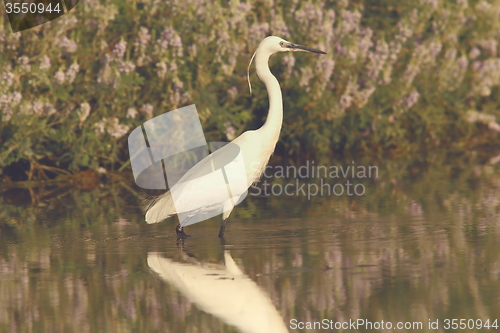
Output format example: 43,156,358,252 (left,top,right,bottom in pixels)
175,224,190,238
218,219,228,238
